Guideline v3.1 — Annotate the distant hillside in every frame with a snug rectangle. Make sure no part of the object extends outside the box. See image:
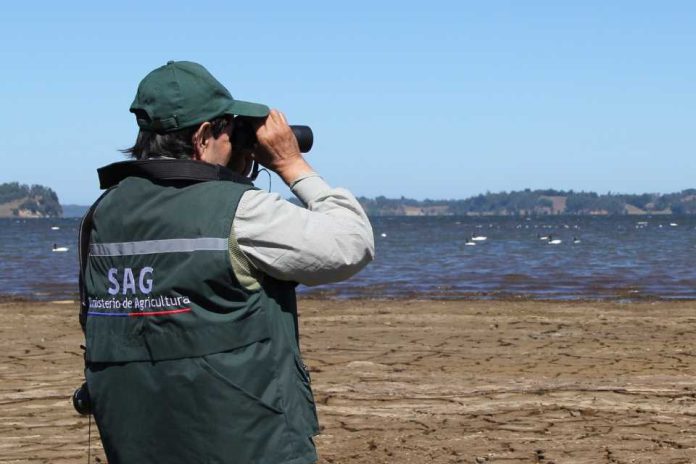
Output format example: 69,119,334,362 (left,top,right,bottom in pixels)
5,183,695,219
0,183,62,218
357,189,696,216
